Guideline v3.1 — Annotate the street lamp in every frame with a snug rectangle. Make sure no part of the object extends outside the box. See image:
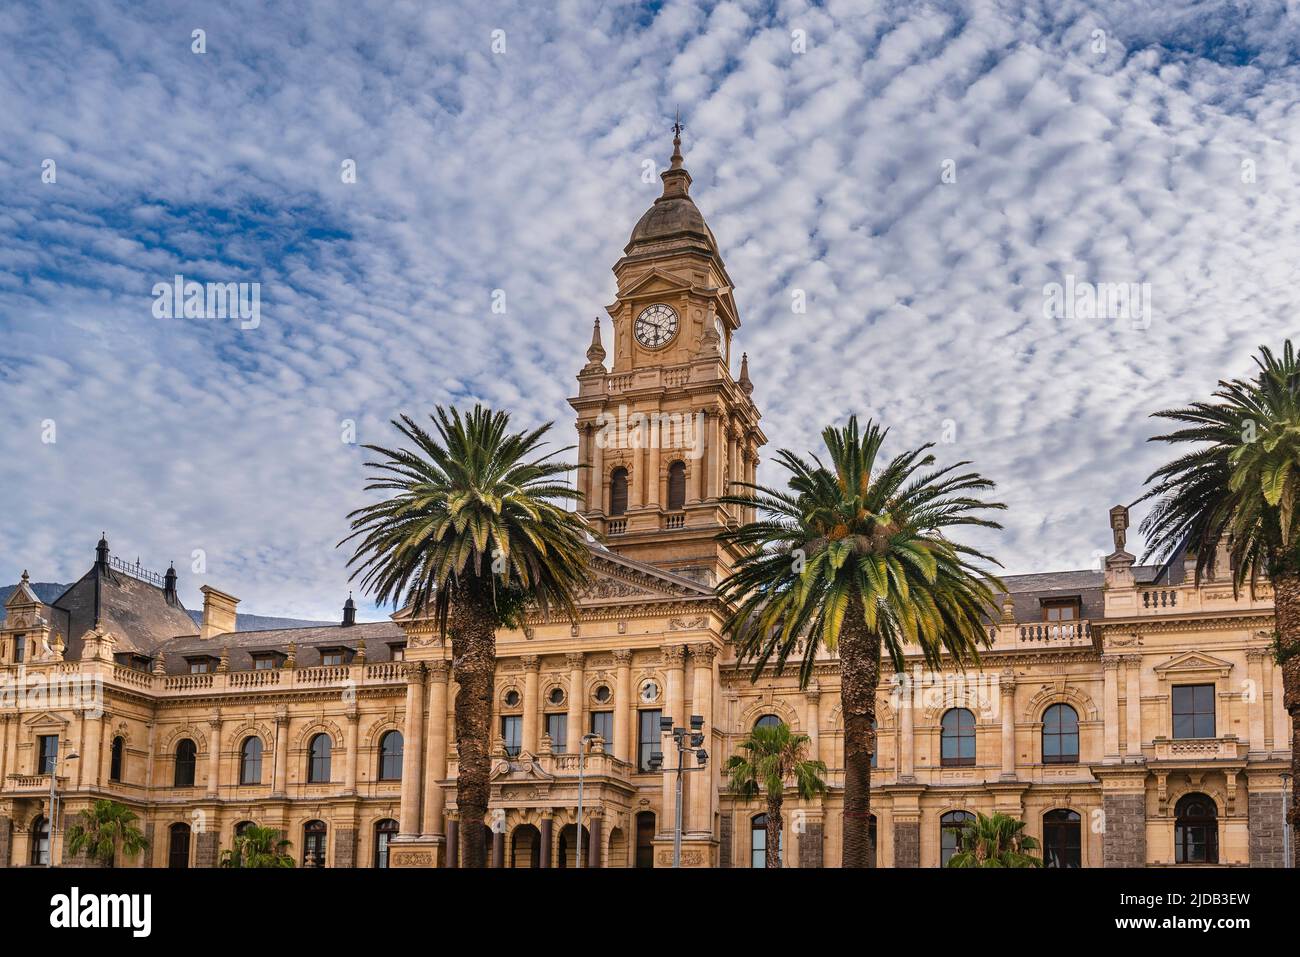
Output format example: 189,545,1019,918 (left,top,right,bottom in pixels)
1282,772,1292,869
47,741,79,868
648,714,708,867
574,732,598,868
